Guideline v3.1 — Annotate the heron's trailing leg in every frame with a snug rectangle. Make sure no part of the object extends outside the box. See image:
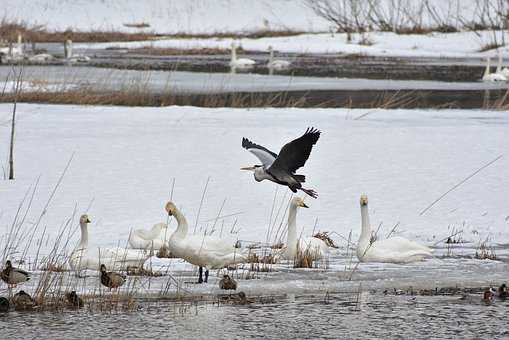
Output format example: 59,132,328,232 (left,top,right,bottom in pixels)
204,269,209,283
300,188,318,199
